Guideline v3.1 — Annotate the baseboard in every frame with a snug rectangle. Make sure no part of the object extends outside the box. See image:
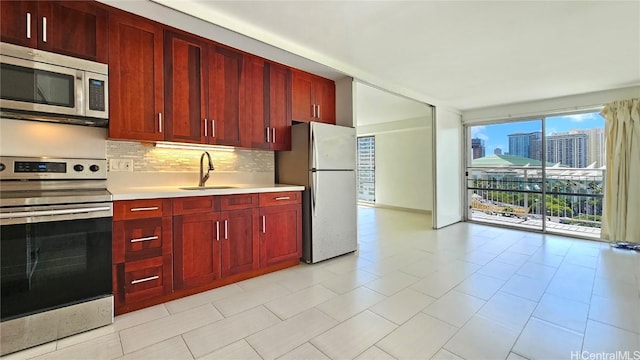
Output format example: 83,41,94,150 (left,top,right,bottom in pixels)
358,202,432,215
